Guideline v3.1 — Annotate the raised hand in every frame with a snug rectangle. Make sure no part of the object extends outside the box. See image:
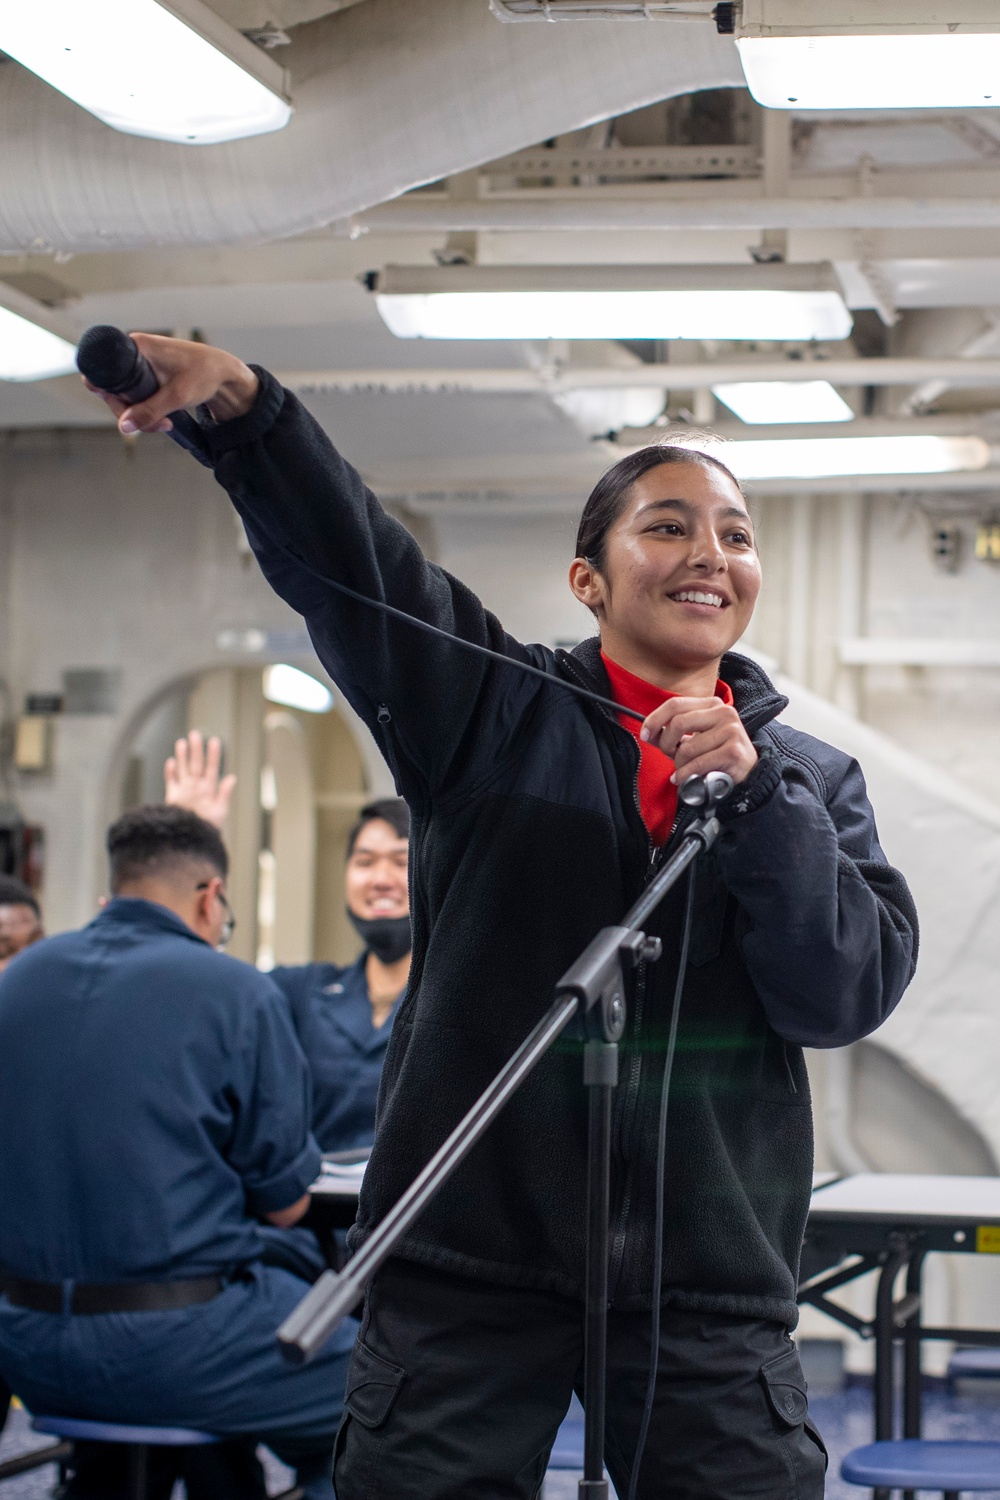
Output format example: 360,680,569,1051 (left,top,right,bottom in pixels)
82,332,259,435
164,731,237,830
